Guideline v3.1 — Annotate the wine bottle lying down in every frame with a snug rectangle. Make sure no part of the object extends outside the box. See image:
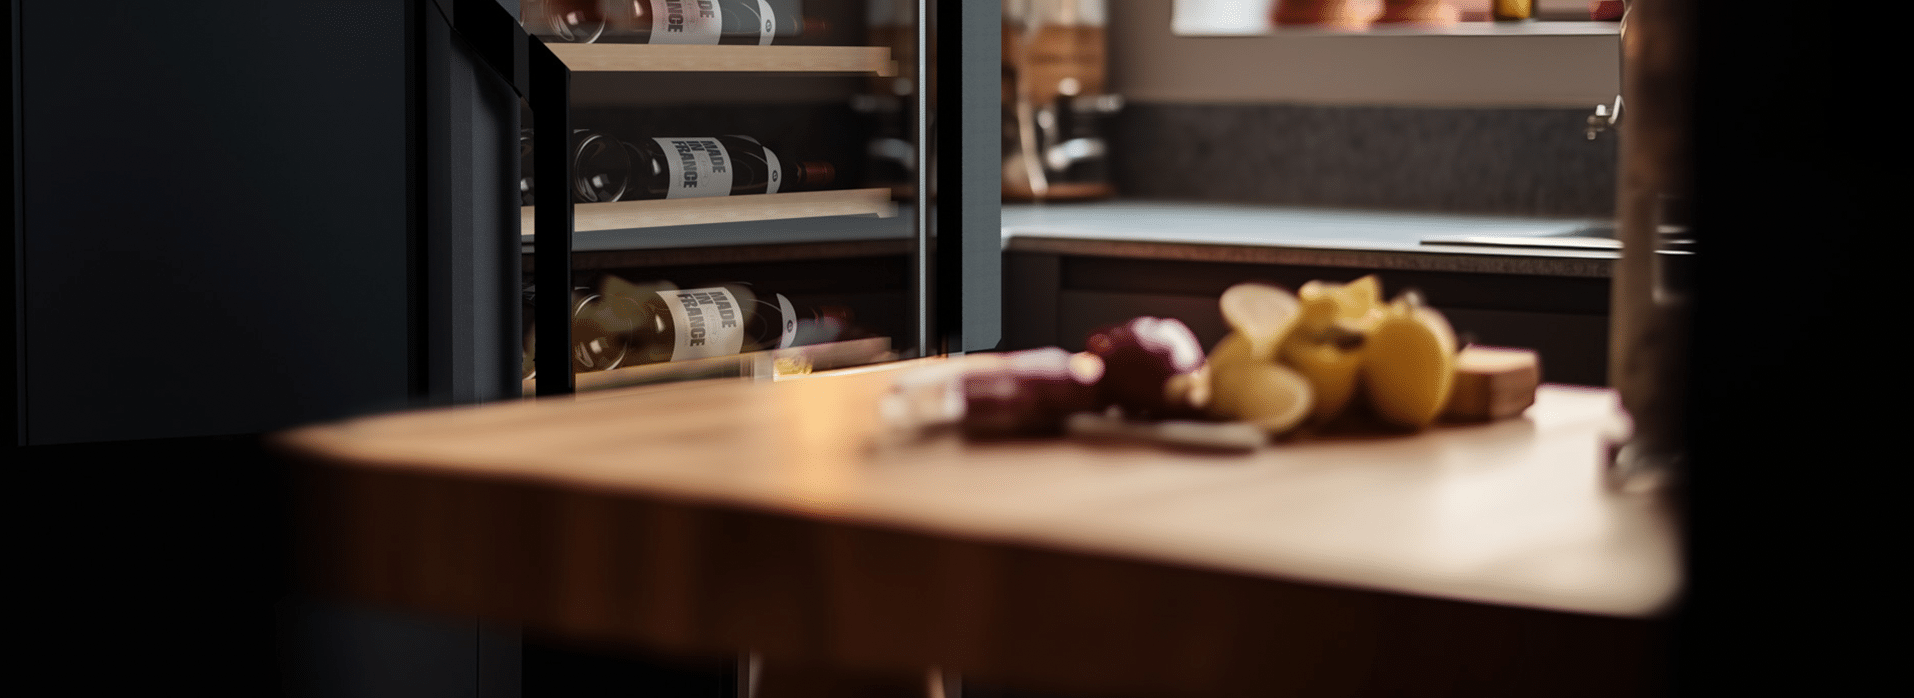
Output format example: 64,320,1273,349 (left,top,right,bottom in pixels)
524,0,820,46
520,130,836,205
627,135,836,200
524,281,864,377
